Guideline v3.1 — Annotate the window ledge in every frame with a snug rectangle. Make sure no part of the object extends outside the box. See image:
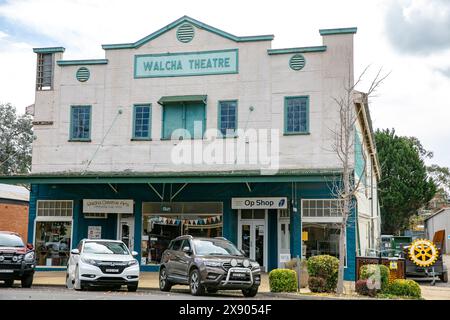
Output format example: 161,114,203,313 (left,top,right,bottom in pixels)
160,137,206,141
283,132,310,136
131,138,152,141
68,139,91,142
